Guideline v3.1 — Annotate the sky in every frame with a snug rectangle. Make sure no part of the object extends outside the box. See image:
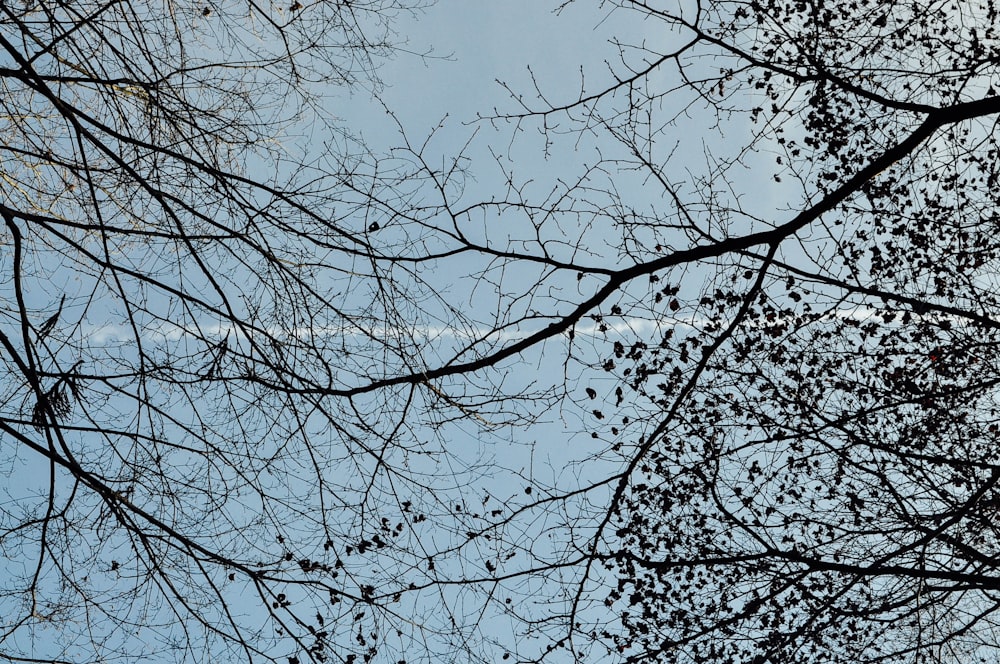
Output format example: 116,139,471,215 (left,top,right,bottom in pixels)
9,0,1000,662
0,1,854,662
